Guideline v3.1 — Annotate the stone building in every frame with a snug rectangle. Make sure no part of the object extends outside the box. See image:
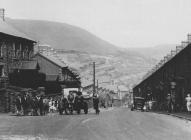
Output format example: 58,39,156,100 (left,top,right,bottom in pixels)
0,14,37,112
